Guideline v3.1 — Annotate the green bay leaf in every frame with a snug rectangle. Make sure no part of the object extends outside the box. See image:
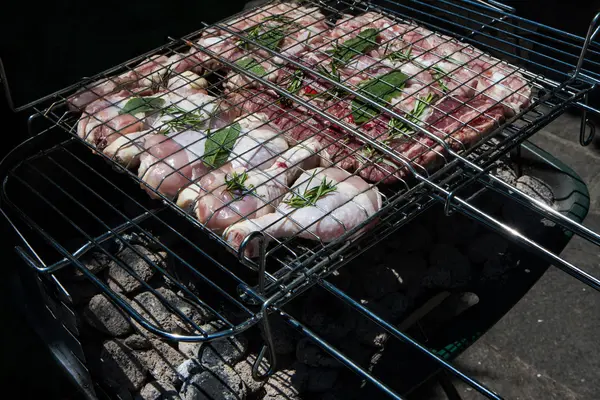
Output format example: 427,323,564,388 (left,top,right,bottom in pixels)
203,122,242,168
119,97,166,115
235,58,267,77
332,28,379,65
351,70,409,125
